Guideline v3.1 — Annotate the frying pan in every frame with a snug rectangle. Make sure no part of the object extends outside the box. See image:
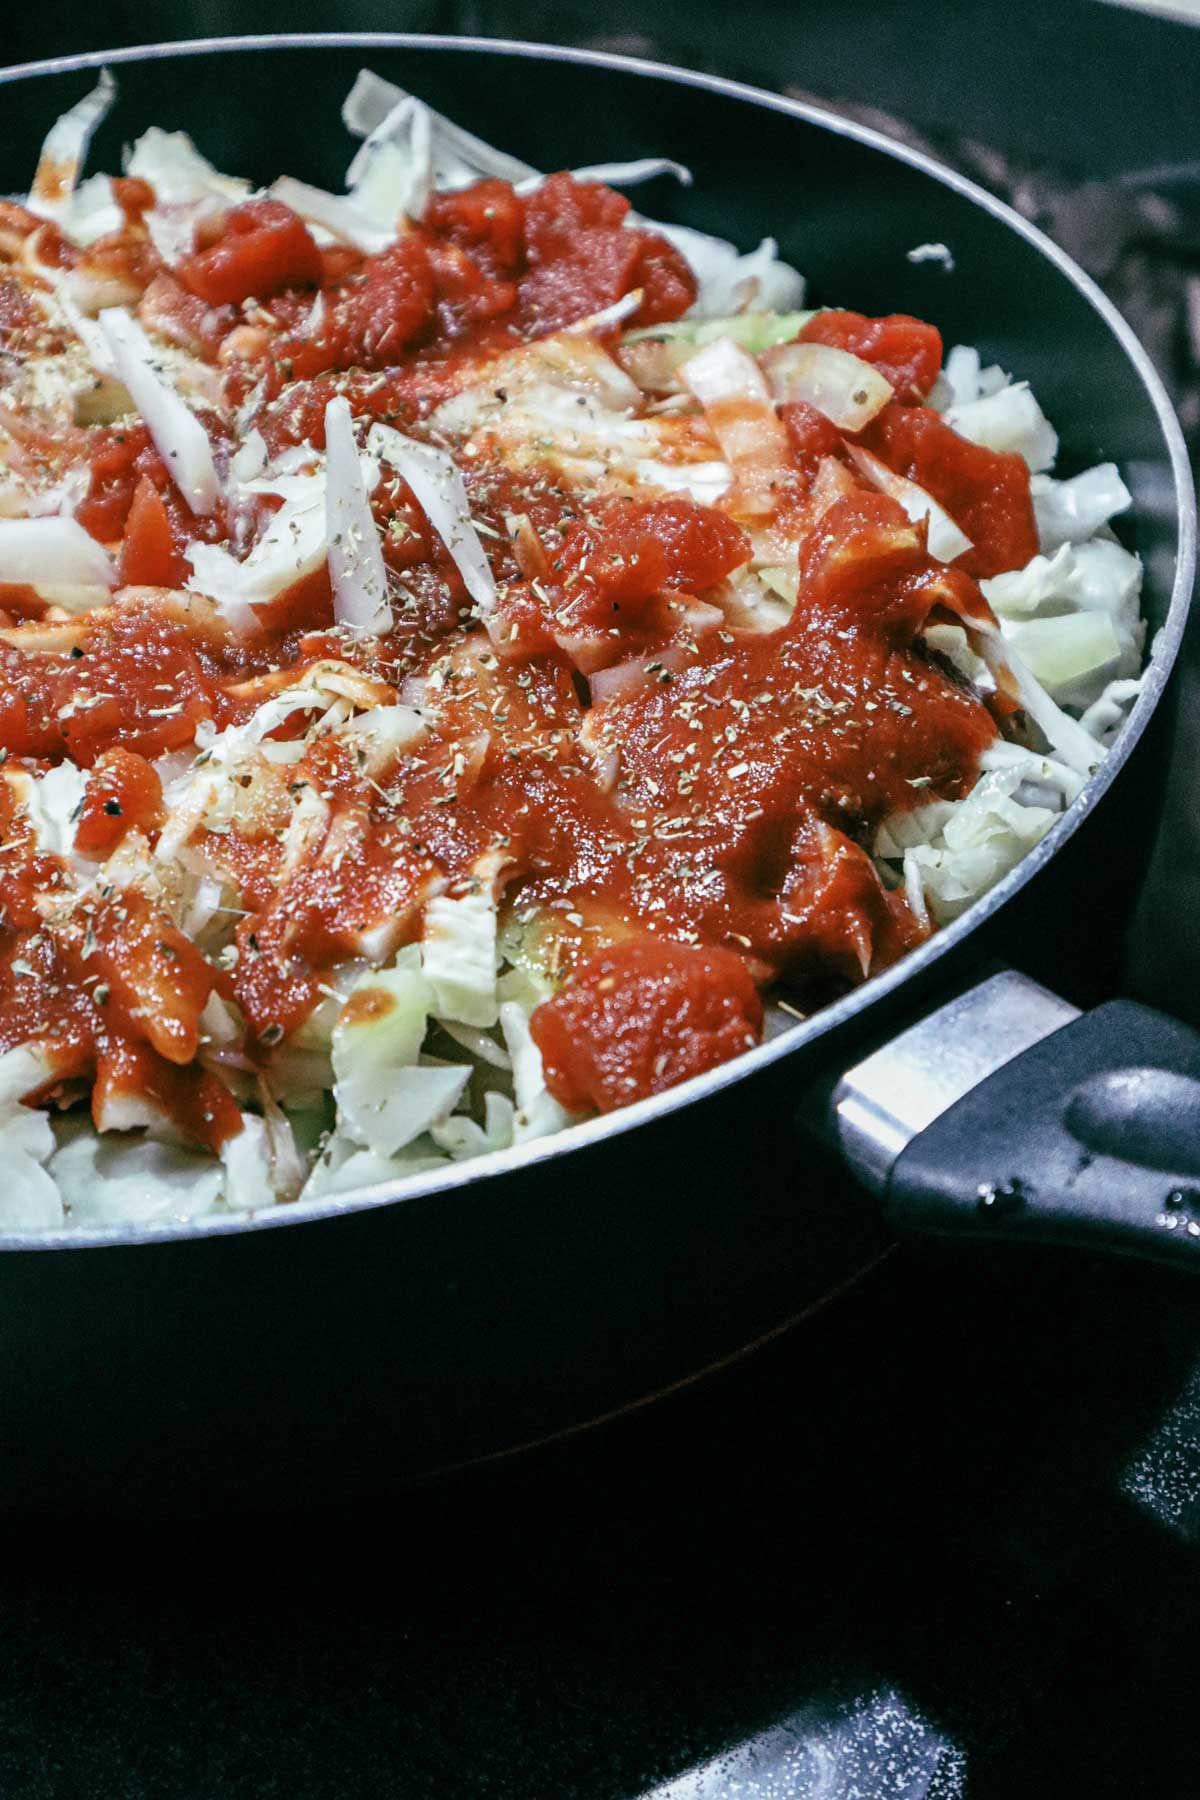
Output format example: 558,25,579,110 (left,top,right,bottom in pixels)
0,34,1194,1516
